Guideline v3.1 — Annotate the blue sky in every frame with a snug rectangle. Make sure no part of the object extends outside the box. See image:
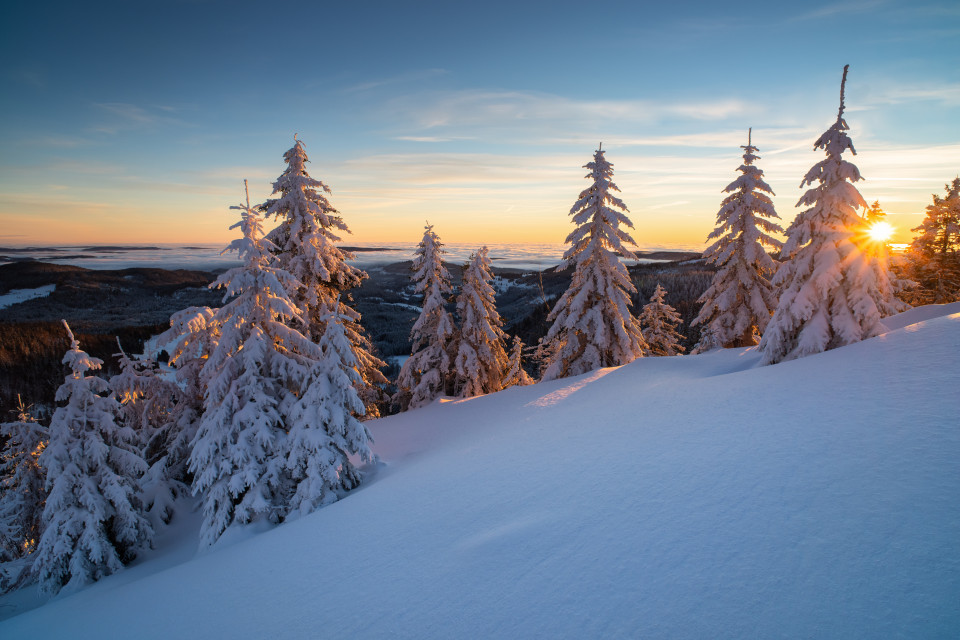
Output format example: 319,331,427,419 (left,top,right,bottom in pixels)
1,0,957,246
